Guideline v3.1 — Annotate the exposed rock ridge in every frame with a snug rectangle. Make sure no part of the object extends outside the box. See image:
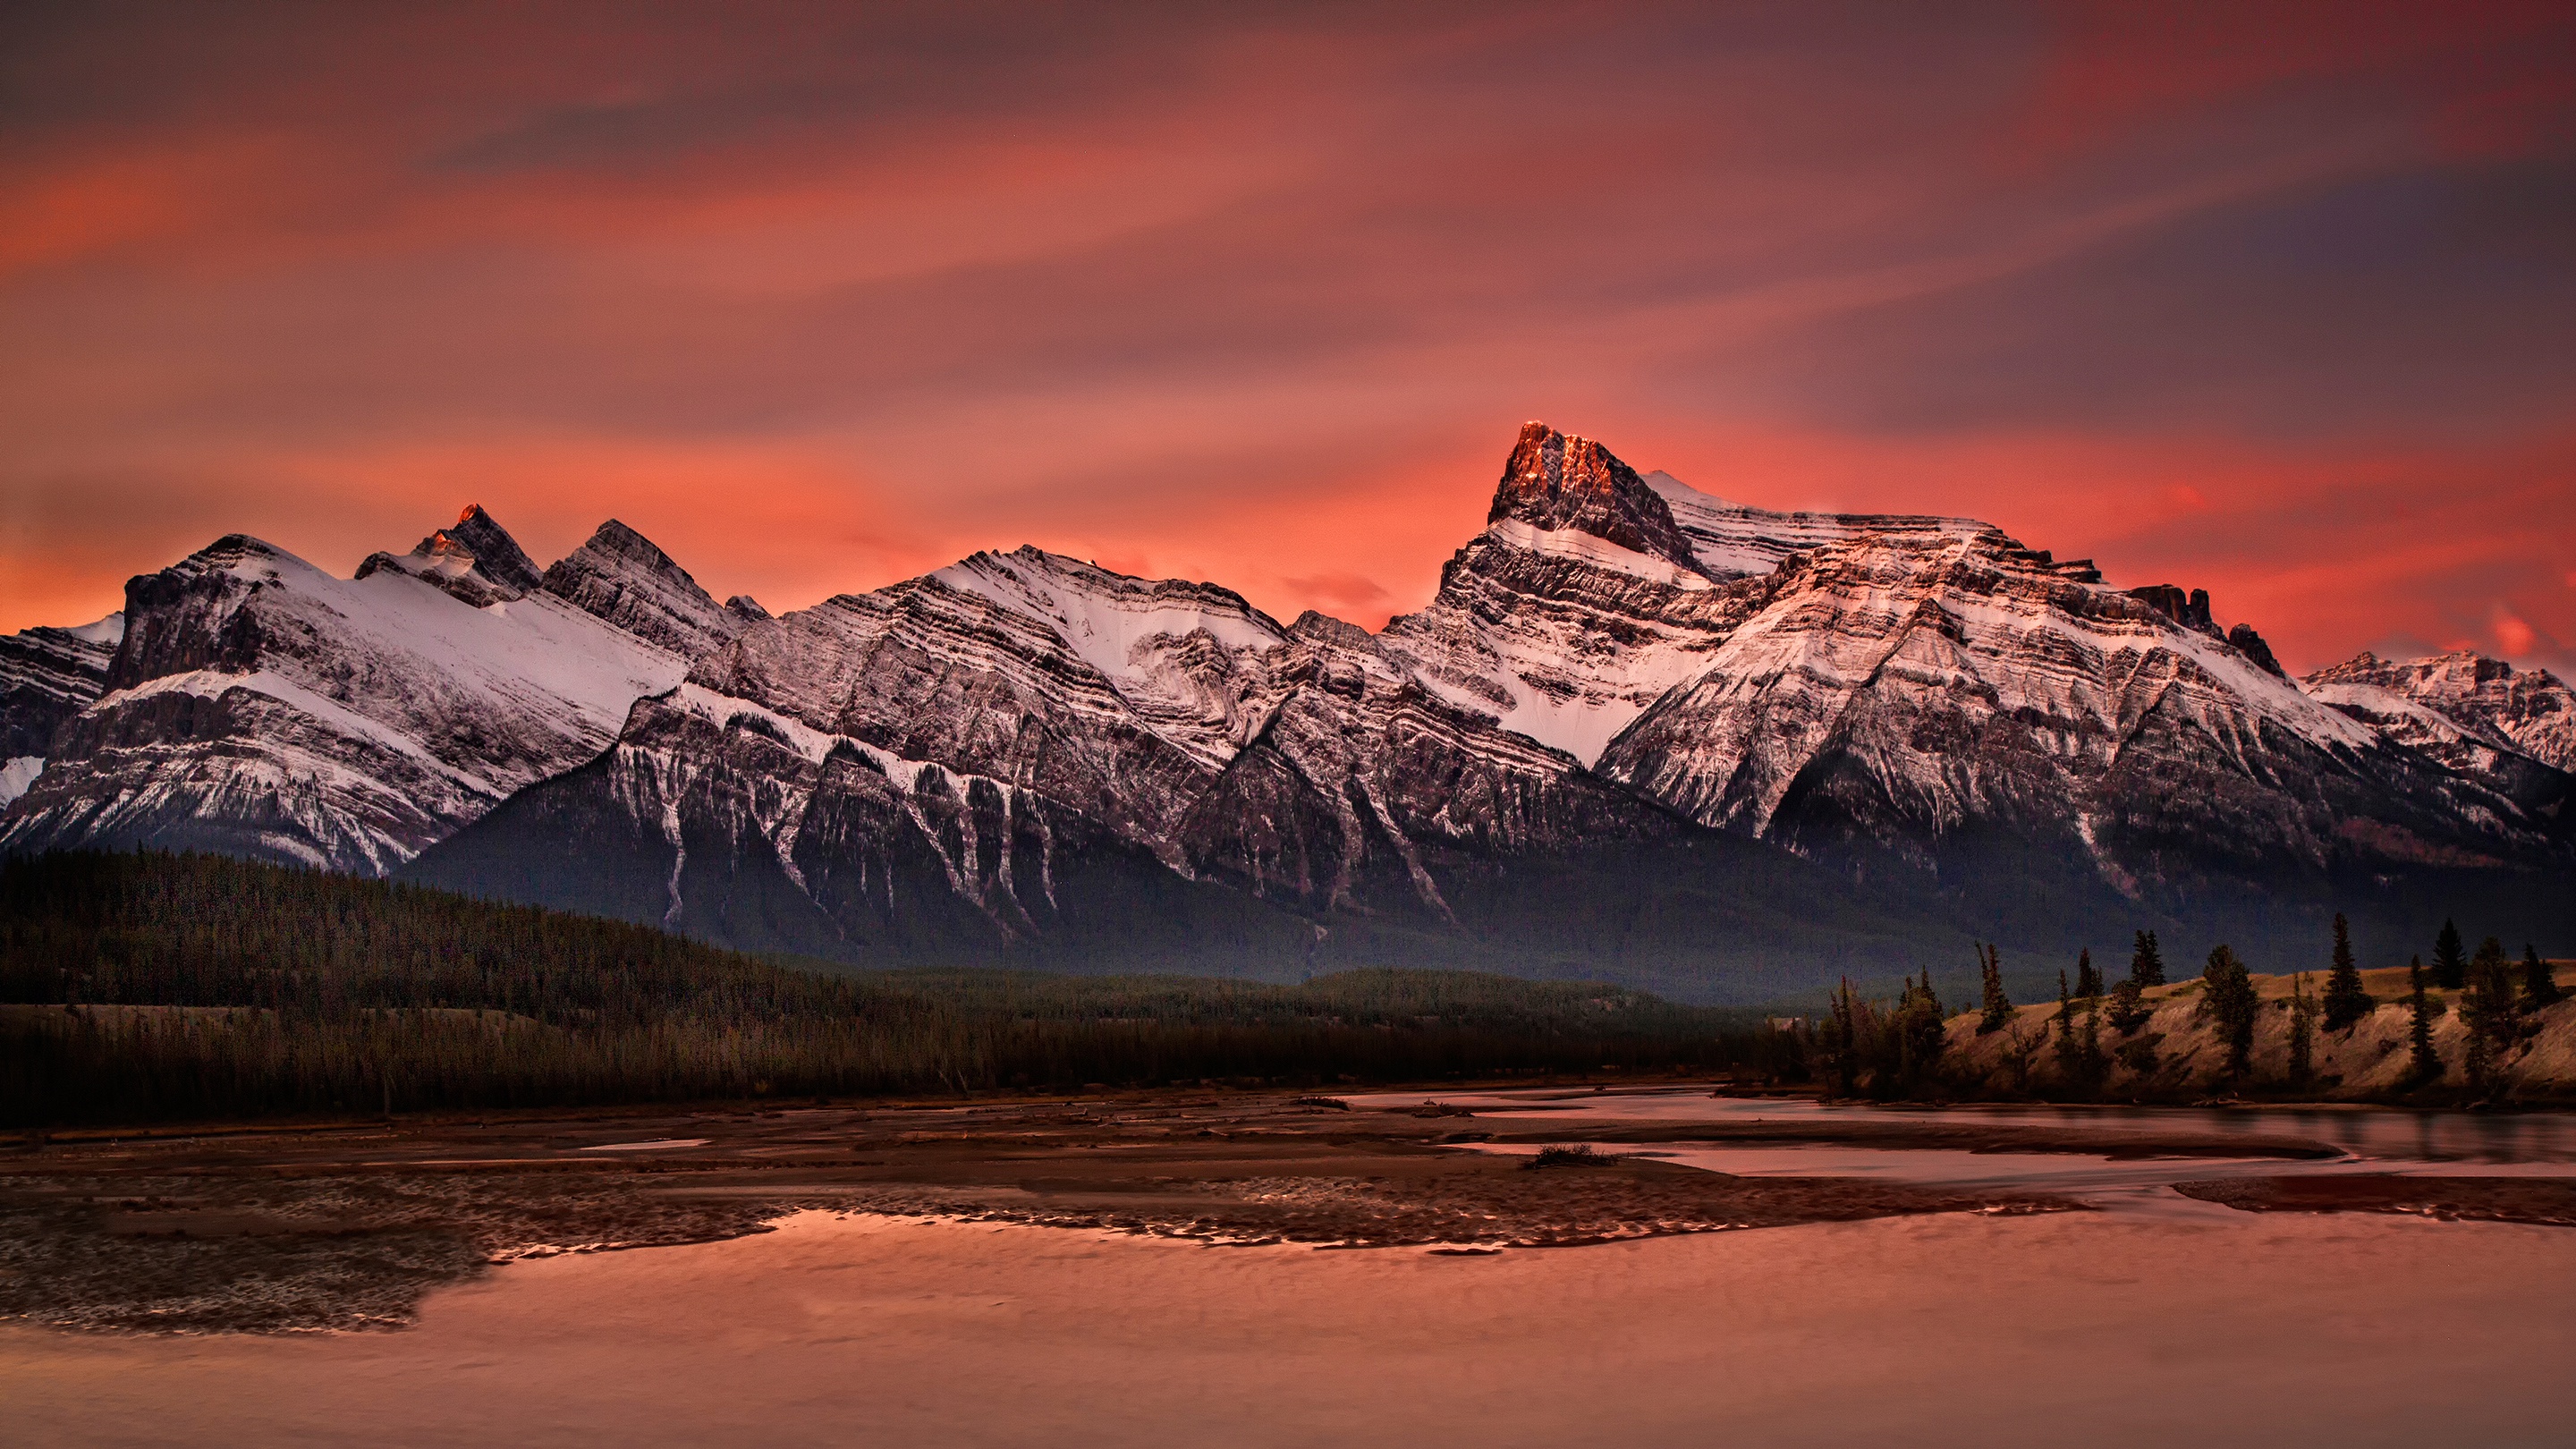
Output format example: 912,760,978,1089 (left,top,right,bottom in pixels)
1488,422,1703,572
0,613,122,760
539,519,745,660
356,504,549,606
